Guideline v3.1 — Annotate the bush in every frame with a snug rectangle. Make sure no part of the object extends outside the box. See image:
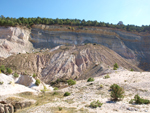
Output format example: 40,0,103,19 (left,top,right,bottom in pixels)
104,74,110,79
113,67,117,70
131,69,133,71
0,70,1,74
54,87,58,90
59,107,62,111
90,100,103,108
53,92,59,95
13,73,19,78
100,84,103,88
110,84,124,101
64,92,70,96
87,77,94,82
6,68,12,74
129,94,150,104
114,63,119,69
33,73,36,78
35,79,40,86
0,81,4,85
0,65,5,73
67,79,76,85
